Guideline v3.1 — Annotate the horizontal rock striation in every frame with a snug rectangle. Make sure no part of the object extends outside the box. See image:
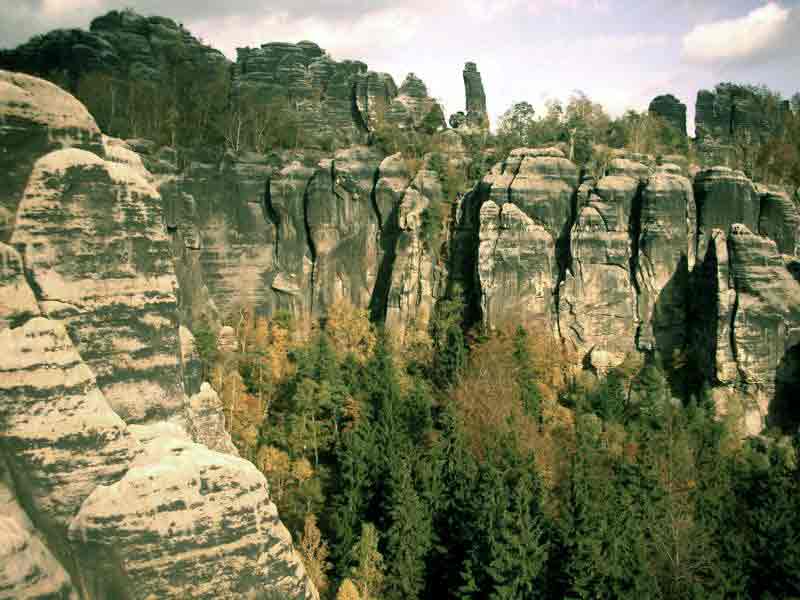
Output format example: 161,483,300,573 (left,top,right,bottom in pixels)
0,73,318,599
70,435,317,599
10,146,184,423
0,70,102,242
